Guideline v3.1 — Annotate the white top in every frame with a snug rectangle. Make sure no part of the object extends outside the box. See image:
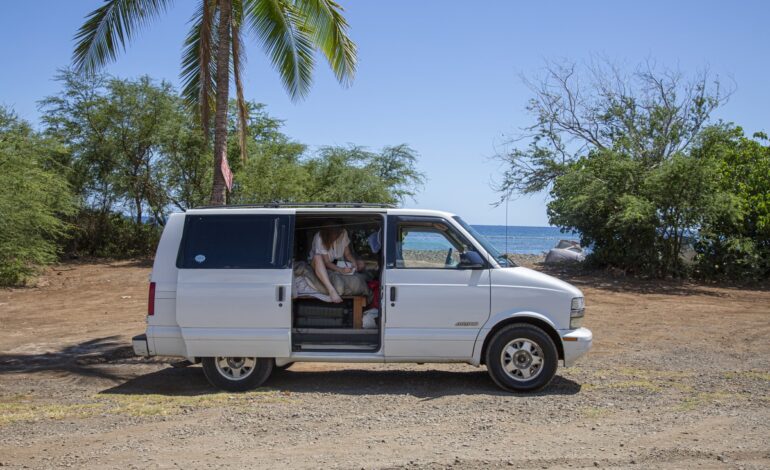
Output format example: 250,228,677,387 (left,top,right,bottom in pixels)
309,230,350,262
